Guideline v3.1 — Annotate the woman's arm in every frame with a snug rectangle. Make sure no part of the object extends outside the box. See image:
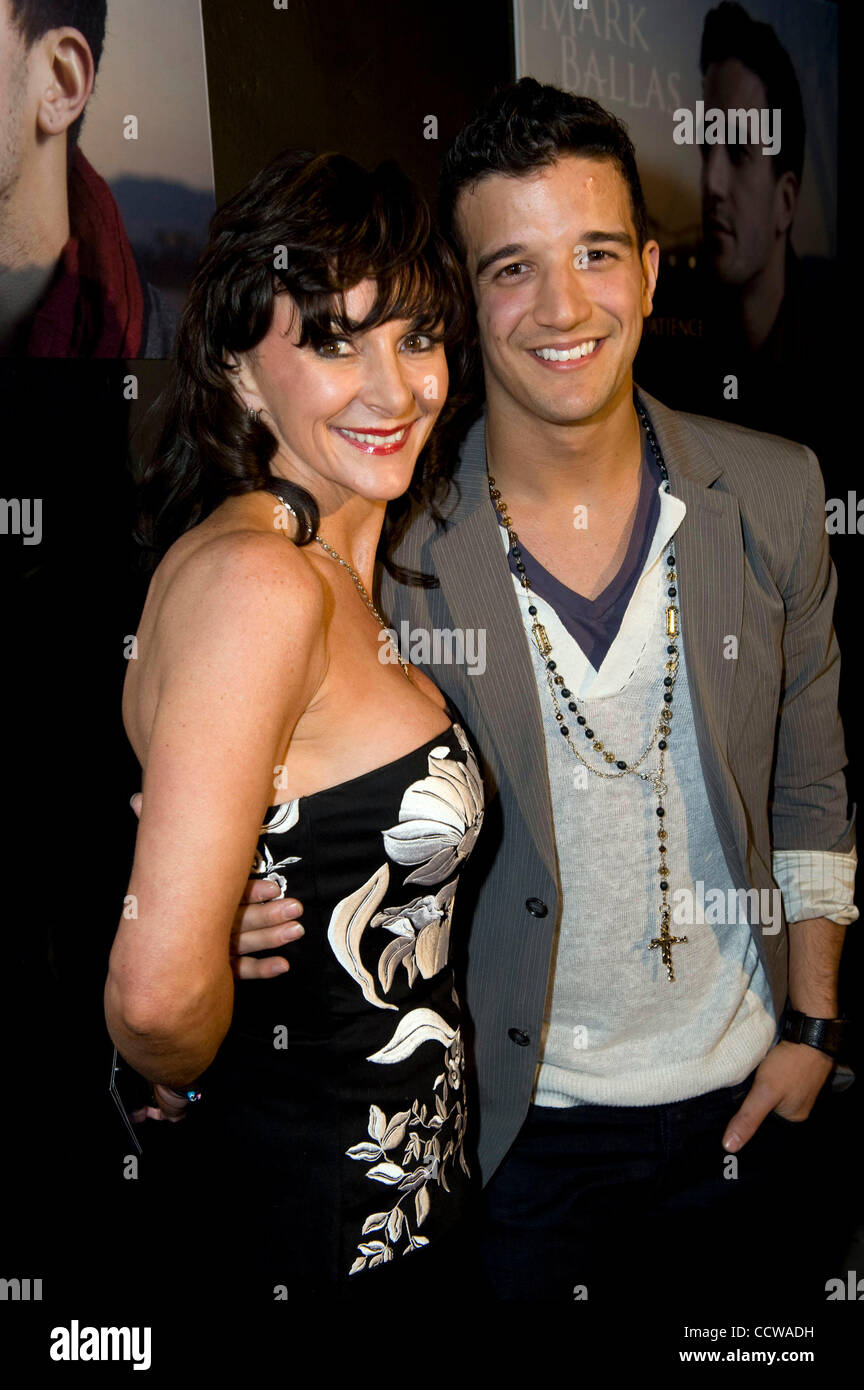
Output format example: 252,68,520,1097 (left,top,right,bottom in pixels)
105,530,325,1086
